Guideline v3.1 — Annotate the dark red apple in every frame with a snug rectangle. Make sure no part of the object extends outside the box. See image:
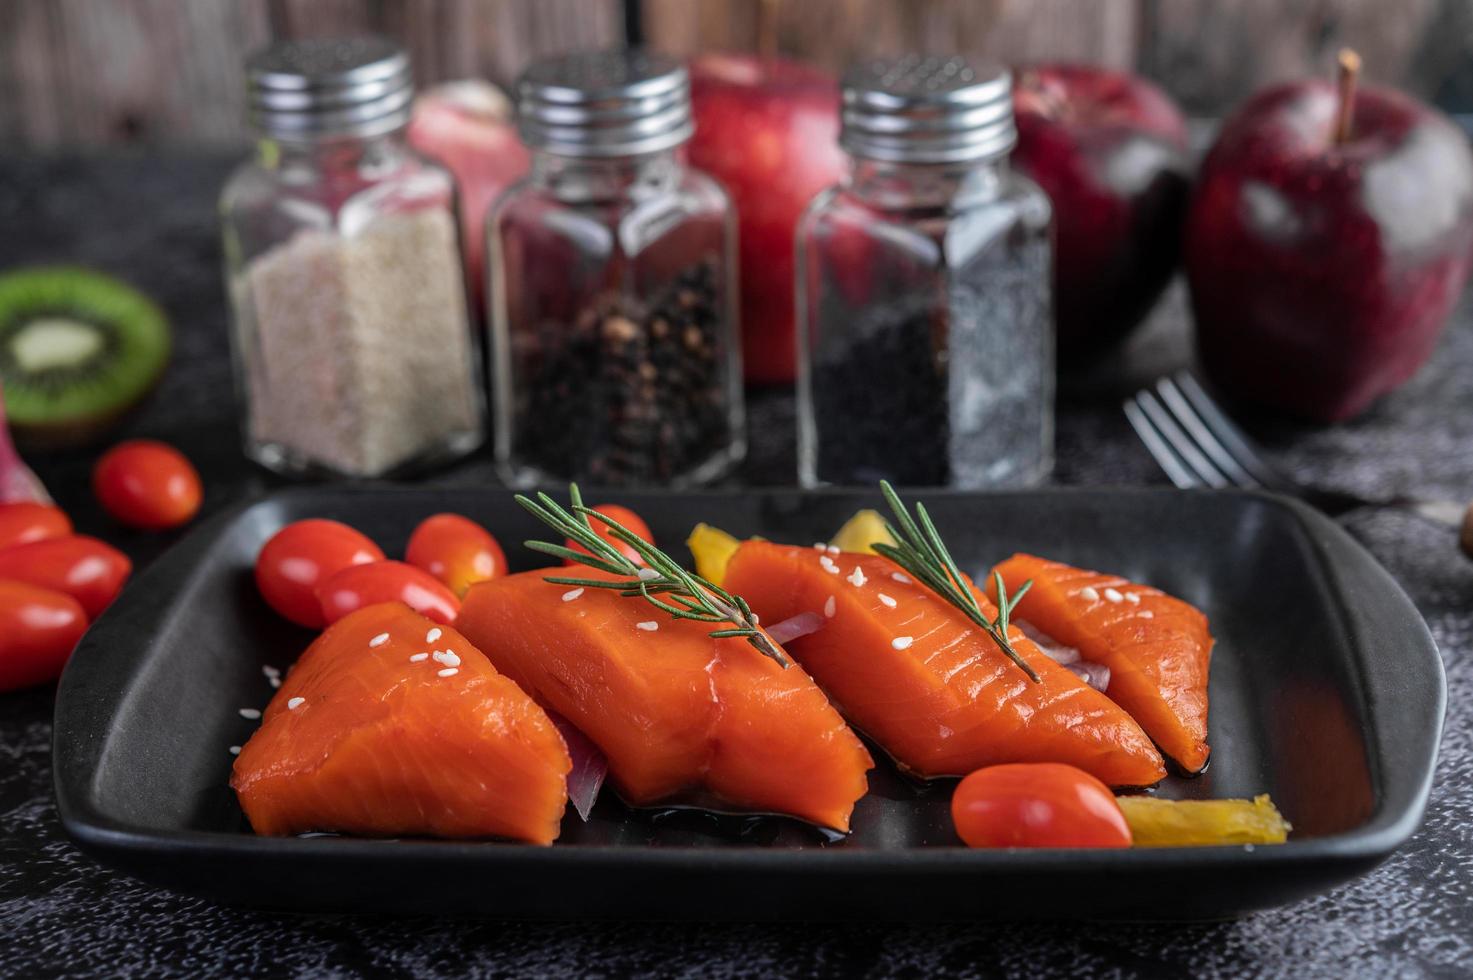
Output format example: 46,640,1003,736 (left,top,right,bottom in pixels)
1186,74,1473,422
1012,64,1191,363
689,54,847,384
408,81,530,318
